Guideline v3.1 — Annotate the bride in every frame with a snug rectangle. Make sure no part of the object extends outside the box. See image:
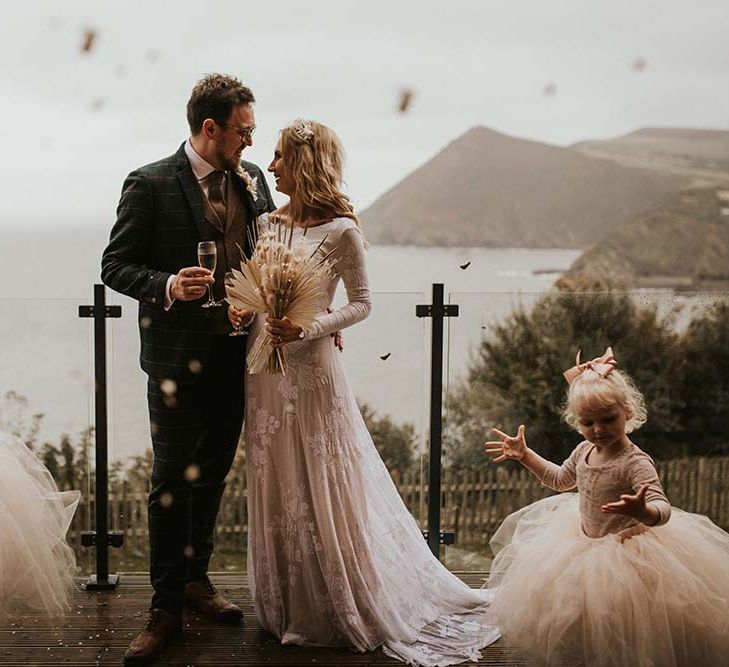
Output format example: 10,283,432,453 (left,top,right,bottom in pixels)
0,430,79,619
230,119,499,665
